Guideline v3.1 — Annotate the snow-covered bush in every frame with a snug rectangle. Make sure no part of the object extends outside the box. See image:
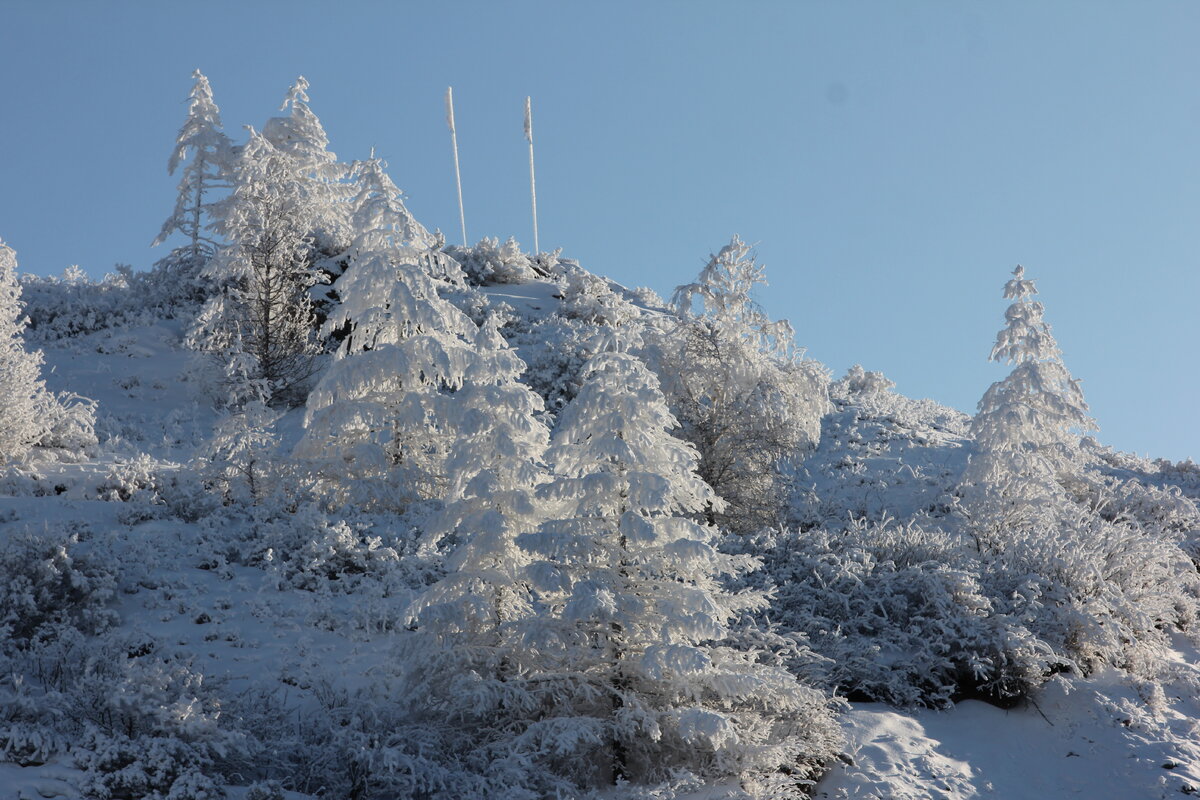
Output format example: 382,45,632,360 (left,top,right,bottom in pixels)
0,524,119,646
75,732,225,800
1,621,241,797
755,493,1200,708
744,519,1058,707
789,366,970,531
446,236,538,285
38,391,99,457
558,266,640,328
18,266,158,342
980,505,1200,680
830,364,895,408
261,505,402,593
